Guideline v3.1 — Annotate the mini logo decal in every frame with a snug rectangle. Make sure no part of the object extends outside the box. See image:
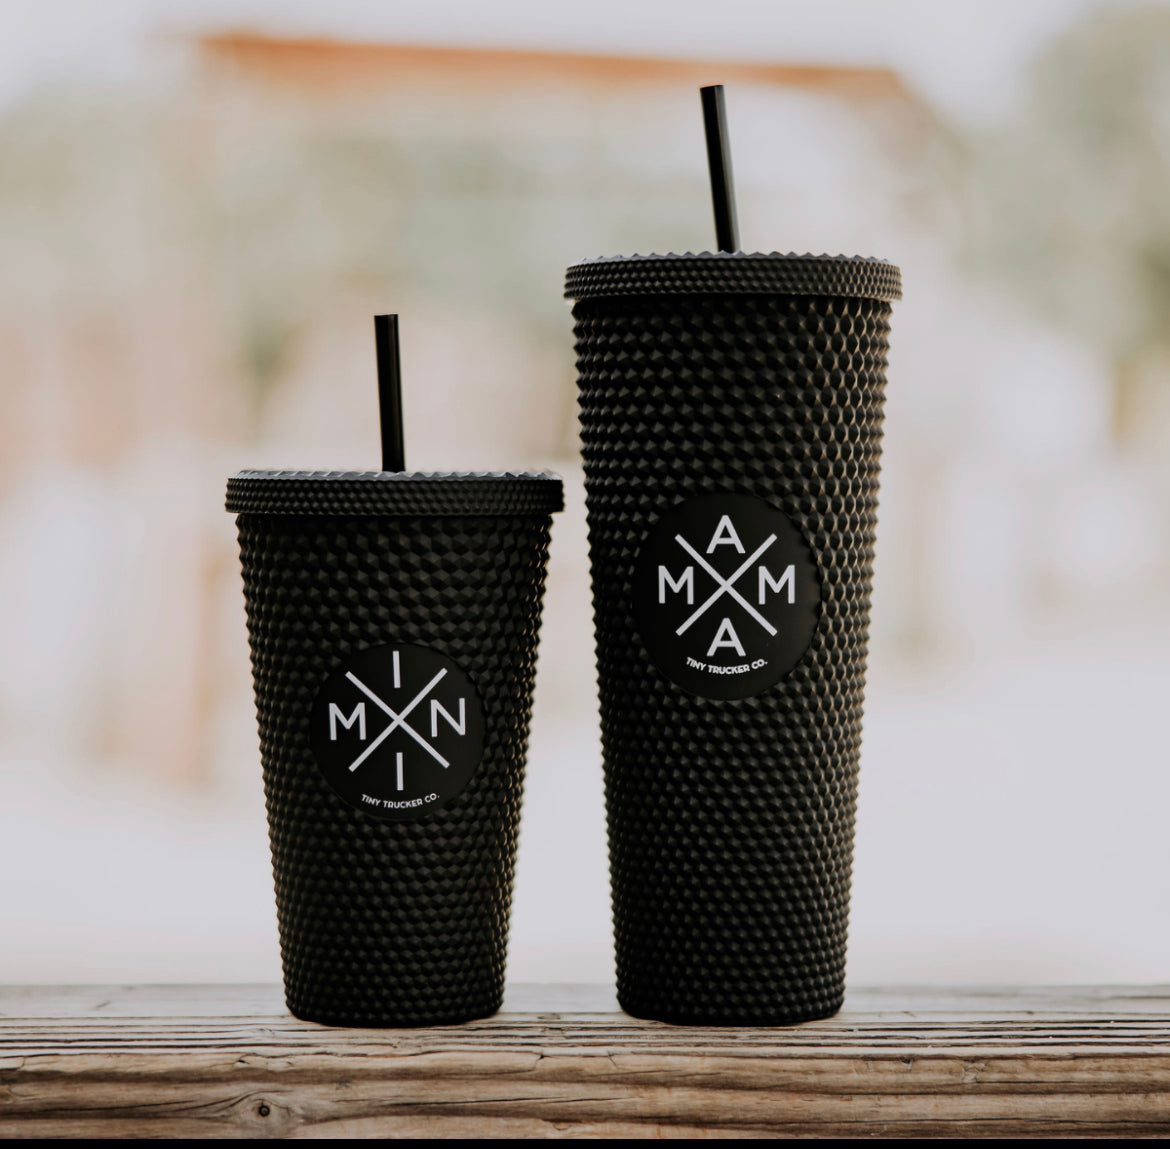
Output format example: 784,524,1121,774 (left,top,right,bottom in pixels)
633,493,821,699
309,643,484,819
